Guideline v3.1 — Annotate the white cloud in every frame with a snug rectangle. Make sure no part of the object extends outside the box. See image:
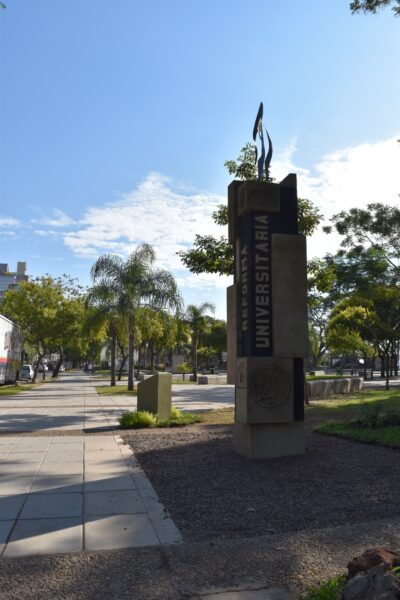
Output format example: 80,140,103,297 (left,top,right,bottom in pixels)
32,209,75,227
63,172,225,268
0,217,20,227
273,136,400,258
